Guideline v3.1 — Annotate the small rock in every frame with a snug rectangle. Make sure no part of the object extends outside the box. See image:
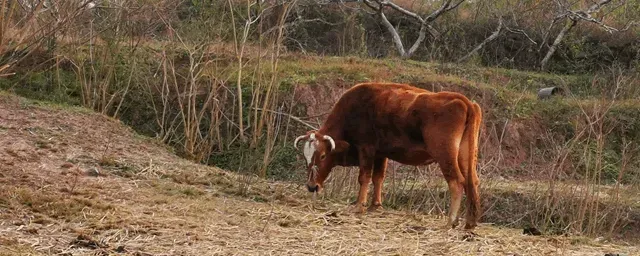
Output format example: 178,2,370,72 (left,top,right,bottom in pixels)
523,227,542,236
85,167,101,177
114,245,126,253
70,234,106,249
403,225,428,234
462,232,476,242
326,211,339,218
61,162,74,169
